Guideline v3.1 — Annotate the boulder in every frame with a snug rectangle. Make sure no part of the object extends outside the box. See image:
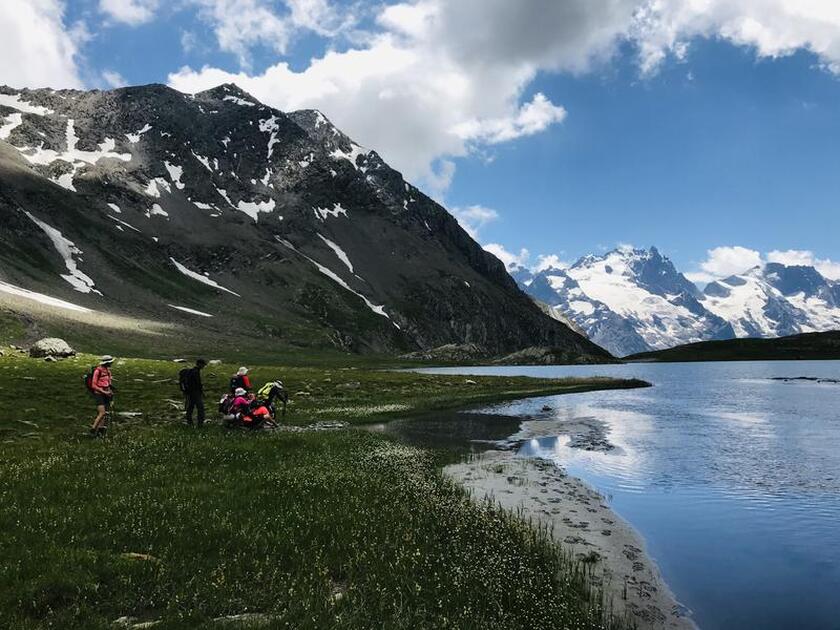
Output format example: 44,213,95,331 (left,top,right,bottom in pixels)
29,338,76,358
